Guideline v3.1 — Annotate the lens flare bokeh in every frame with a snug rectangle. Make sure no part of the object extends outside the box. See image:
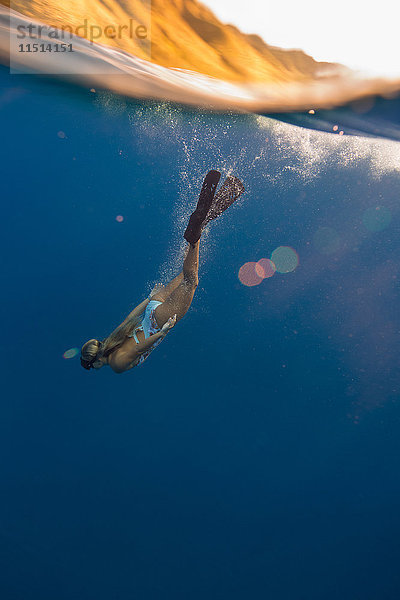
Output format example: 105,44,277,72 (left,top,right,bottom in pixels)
270,246,299,273
238,262,264,286
257,258,276,278
63,348,79,359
